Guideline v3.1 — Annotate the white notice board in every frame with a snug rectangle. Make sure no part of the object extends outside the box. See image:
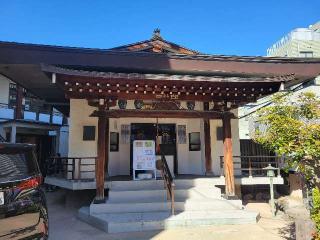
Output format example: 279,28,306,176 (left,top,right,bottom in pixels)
133,140,156,180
